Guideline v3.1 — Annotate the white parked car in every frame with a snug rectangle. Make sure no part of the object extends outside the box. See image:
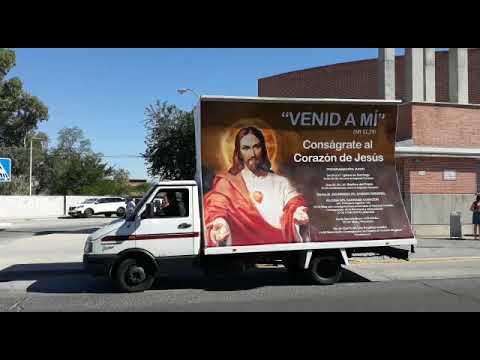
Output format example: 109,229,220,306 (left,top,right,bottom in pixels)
69,197,126,218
